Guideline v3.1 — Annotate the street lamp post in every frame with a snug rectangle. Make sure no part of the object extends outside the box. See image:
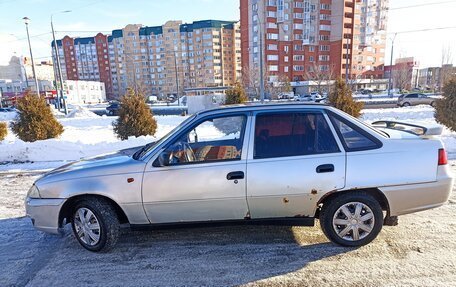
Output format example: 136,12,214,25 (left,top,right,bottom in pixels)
173,46,180,106
51,10,71,114
22,17,40,96
257,13,265,103
387,33,397,98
